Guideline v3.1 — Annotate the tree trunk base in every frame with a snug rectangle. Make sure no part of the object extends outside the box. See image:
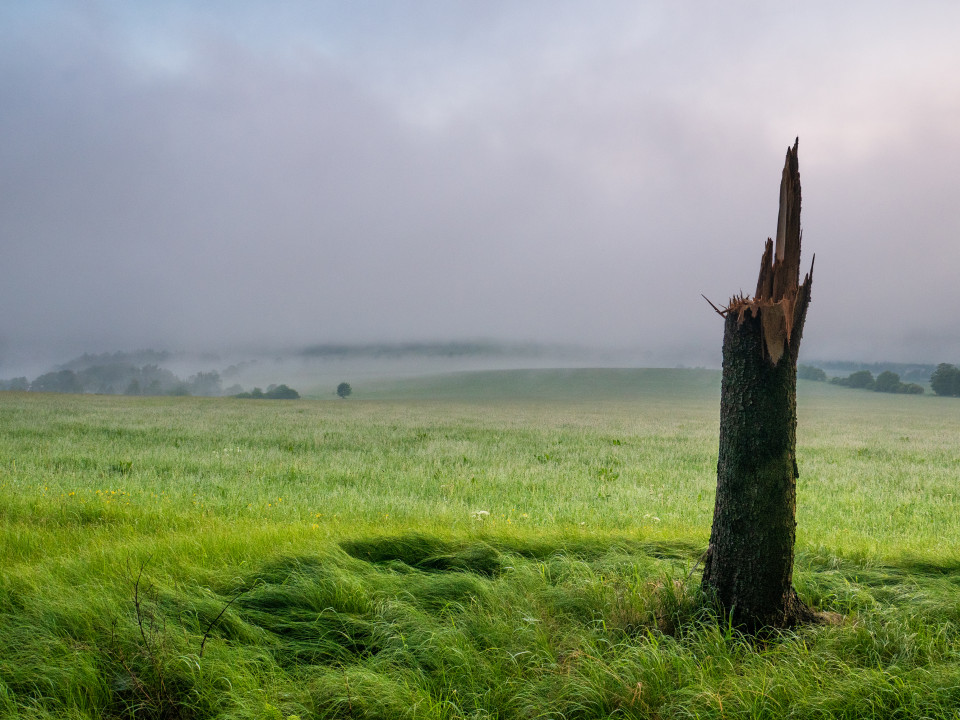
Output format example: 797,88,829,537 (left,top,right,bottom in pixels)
704,584,823,634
